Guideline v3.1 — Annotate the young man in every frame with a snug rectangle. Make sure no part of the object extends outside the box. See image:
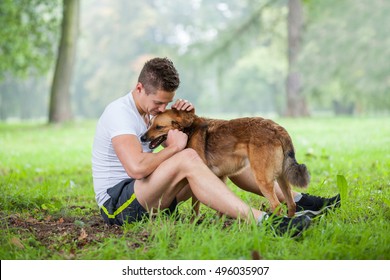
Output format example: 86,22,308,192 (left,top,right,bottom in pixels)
92,57,339,237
